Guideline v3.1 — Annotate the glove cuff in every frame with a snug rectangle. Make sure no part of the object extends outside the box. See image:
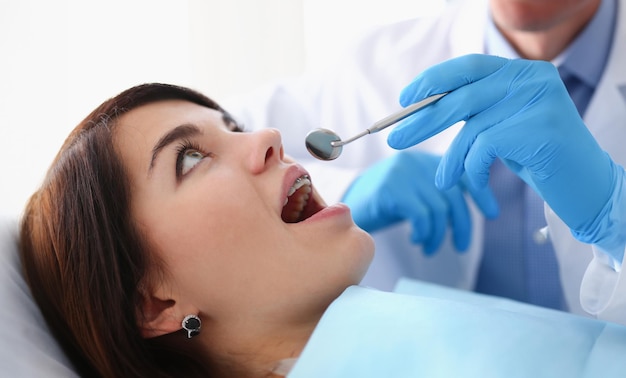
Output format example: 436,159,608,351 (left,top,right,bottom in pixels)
572,161,626,264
